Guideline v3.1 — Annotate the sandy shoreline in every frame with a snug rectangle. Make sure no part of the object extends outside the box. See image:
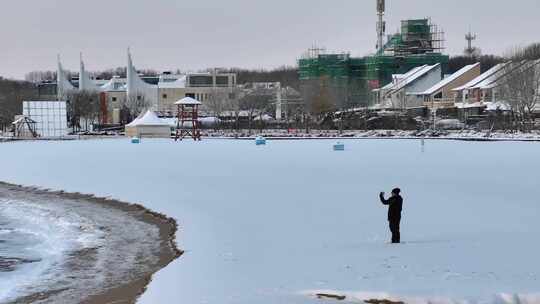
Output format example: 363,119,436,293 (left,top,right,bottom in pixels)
0,181,183,304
